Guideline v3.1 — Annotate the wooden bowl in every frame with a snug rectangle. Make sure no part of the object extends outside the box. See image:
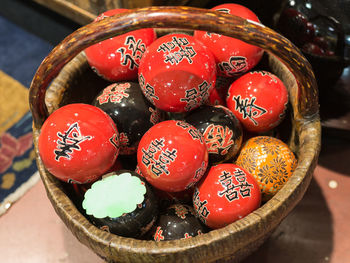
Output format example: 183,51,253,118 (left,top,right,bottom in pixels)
29,6,321,263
